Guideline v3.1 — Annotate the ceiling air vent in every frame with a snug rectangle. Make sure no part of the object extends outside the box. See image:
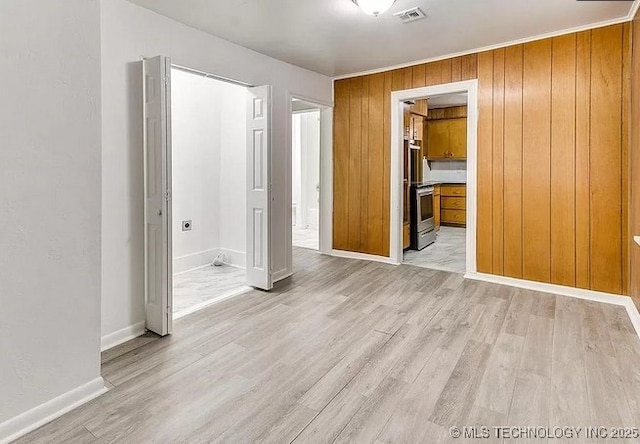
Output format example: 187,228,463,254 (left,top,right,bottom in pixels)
394,7,426,24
